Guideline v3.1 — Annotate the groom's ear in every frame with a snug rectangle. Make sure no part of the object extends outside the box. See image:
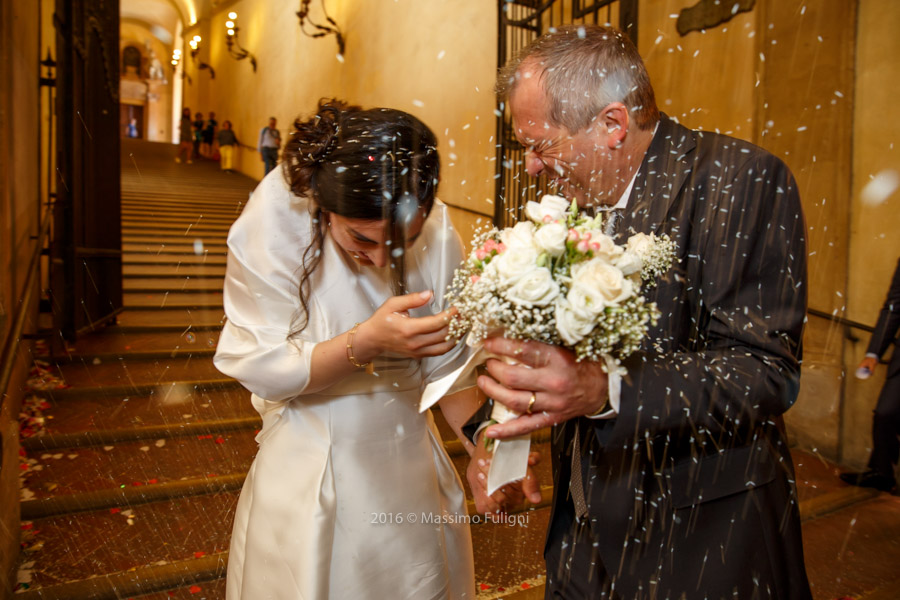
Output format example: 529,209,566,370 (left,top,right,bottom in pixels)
599,102,629,149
